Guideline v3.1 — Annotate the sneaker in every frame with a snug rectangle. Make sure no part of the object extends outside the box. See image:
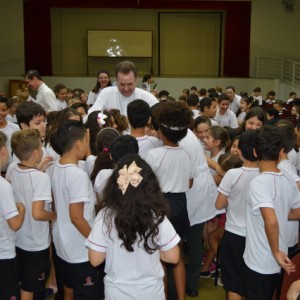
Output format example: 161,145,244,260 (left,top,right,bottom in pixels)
217,277,223,287
200,270,211,278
